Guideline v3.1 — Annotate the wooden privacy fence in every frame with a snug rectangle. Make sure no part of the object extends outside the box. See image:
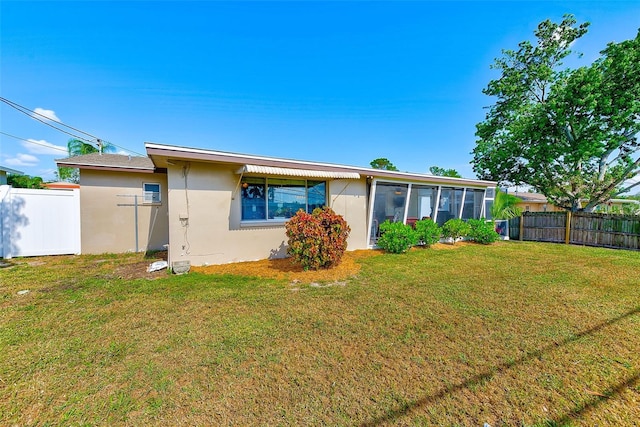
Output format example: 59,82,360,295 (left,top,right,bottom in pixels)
519,211,640,250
